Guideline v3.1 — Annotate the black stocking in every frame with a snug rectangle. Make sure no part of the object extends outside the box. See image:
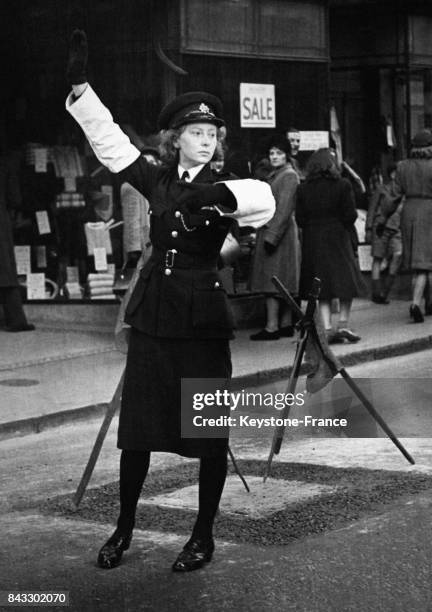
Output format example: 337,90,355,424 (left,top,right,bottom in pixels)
116,449,151,534
191,454,228,542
